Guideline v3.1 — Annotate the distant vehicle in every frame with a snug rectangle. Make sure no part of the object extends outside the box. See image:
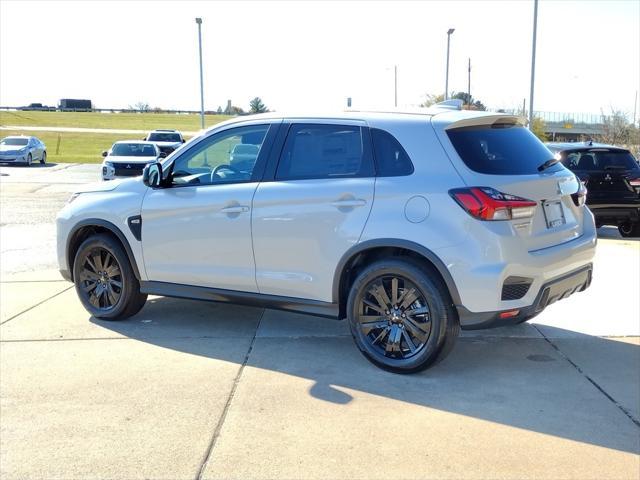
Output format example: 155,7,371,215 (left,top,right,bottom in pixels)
0,136,47,166
59,98,92,110
101,141,163,180
547,142,640,237
144,129,185,156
